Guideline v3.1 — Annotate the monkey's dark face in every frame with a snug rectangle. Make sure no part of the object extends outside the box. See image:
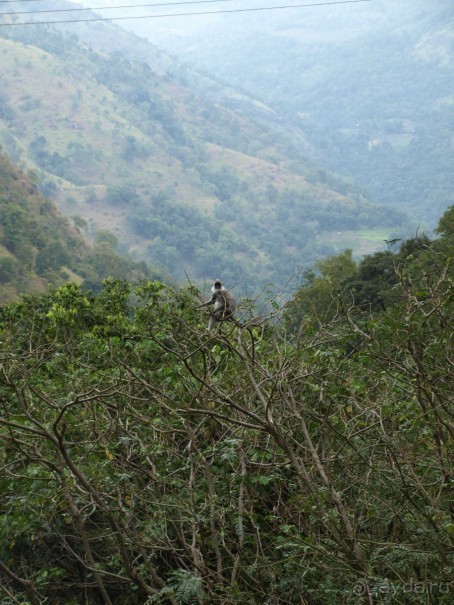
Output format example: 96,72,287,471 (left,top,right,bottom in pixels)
214,280,222,290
